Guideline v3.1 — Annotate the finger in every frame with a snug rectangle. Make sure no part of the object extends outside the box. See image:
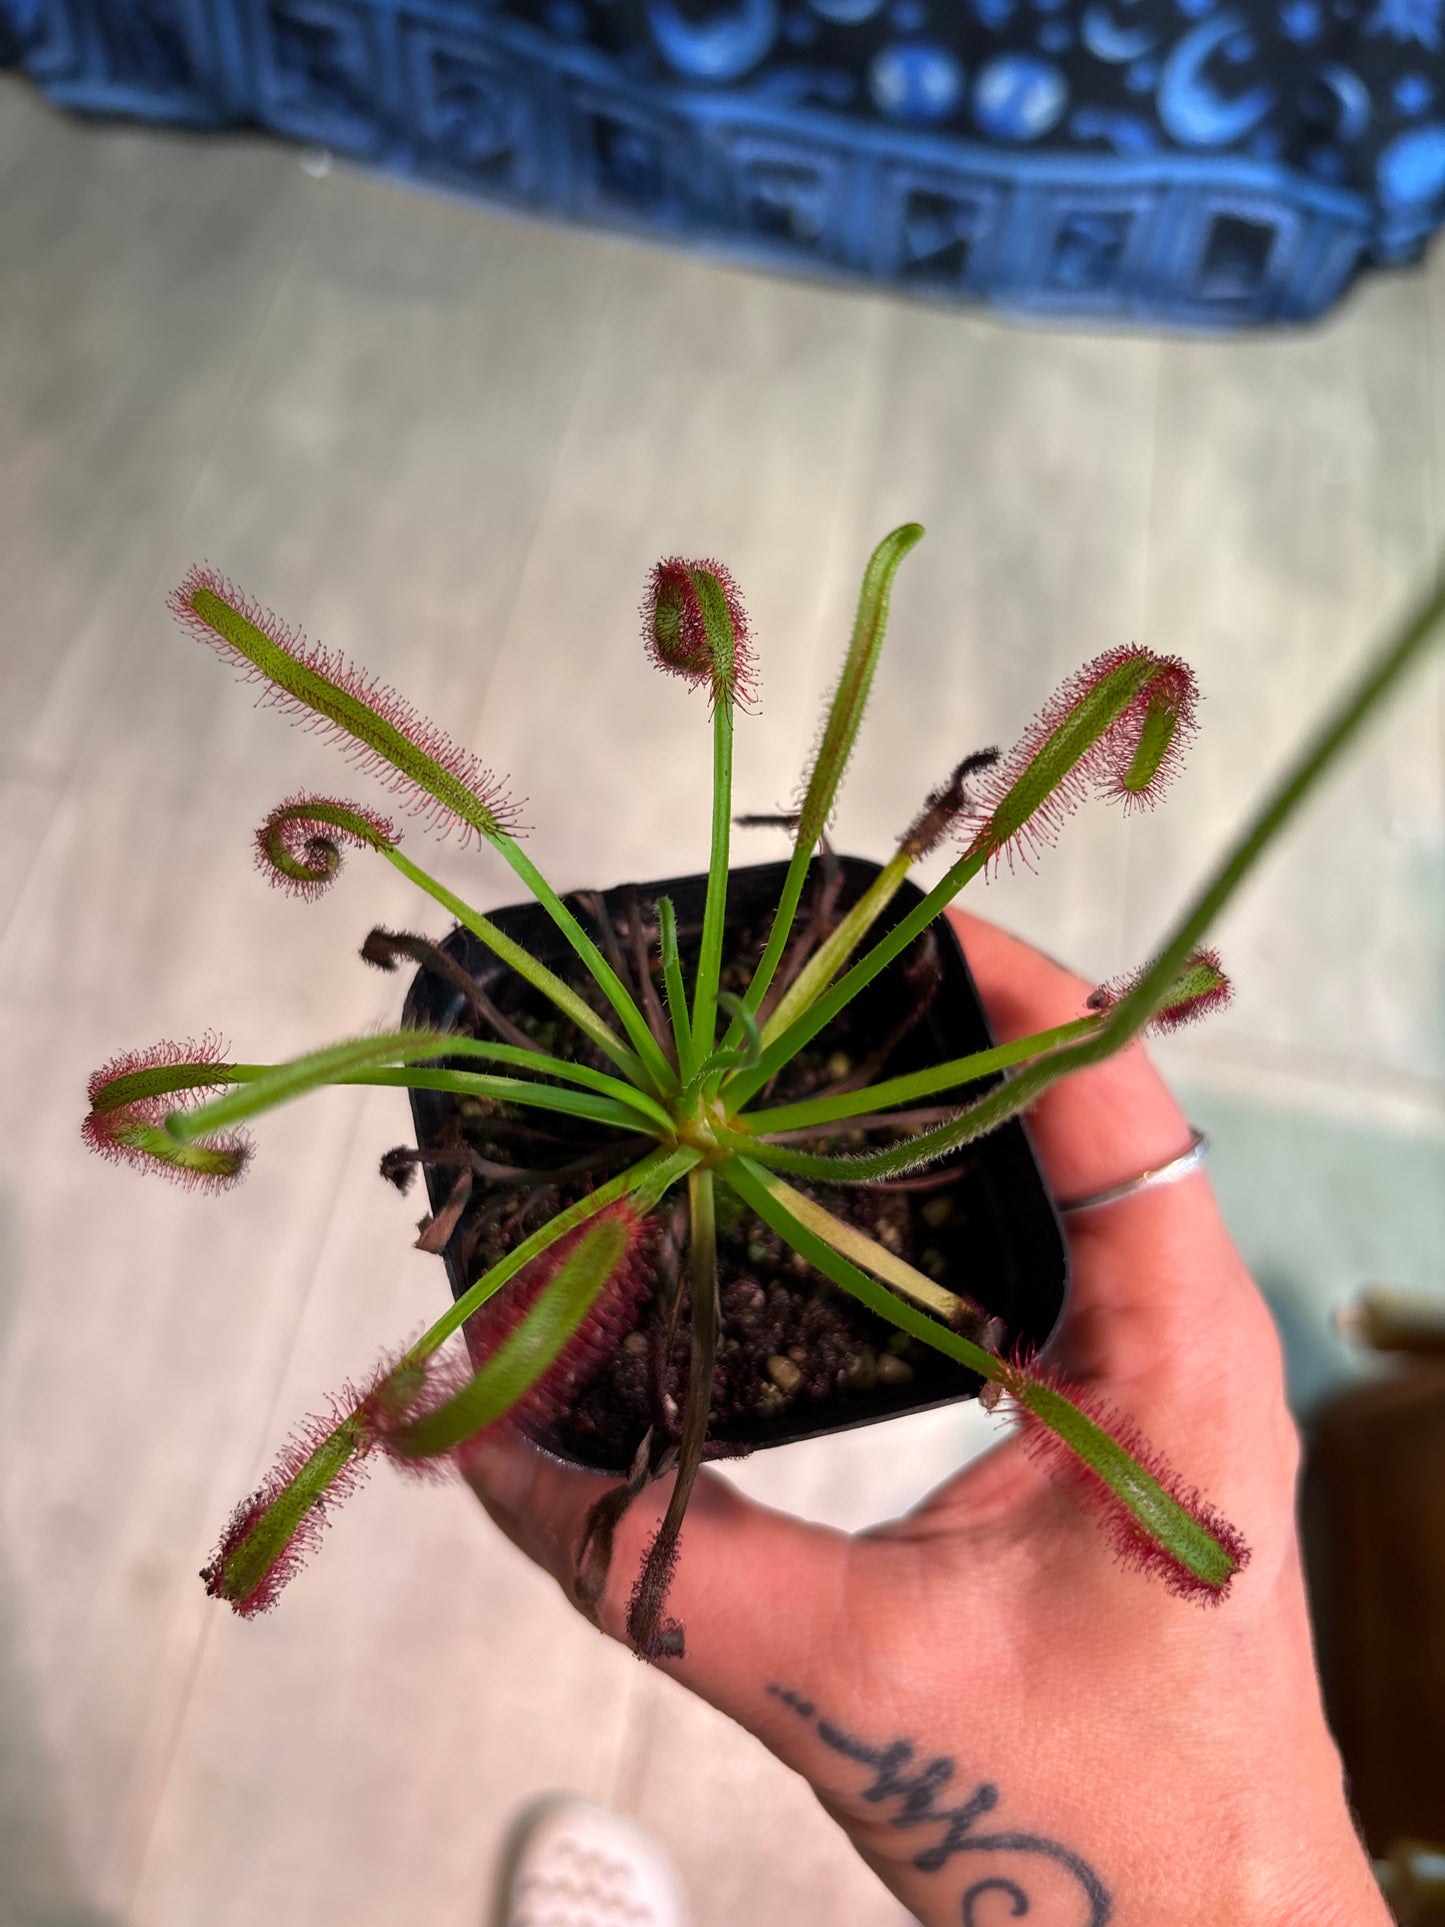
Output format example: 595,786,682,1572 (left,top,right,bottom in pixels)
945,909,1269,1391
903,913,1293,1565
465,1427,855,1736
947,907,1200,1203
